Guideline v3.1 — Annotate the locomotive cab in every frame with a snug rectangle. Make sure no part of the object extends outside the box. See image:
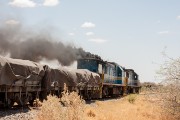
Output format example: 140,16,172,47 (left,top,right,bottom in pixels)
77,58,103,74
126,69,140,93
